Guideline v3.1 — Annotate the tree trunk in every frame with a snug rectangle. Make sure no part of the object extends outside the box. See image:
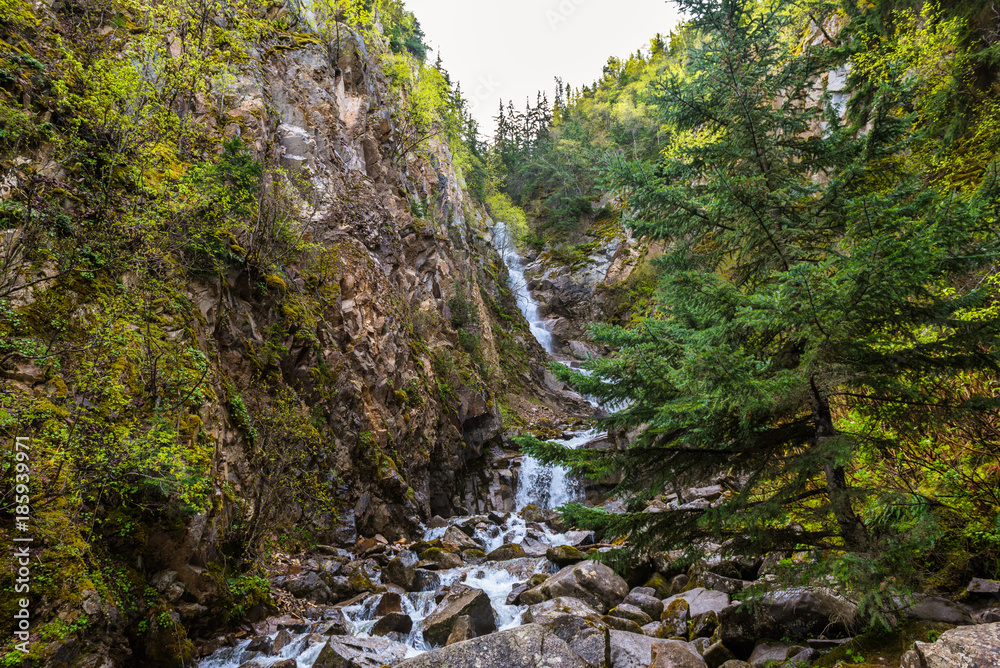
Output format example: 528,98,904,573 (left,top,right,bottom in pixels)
810,376,870,552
